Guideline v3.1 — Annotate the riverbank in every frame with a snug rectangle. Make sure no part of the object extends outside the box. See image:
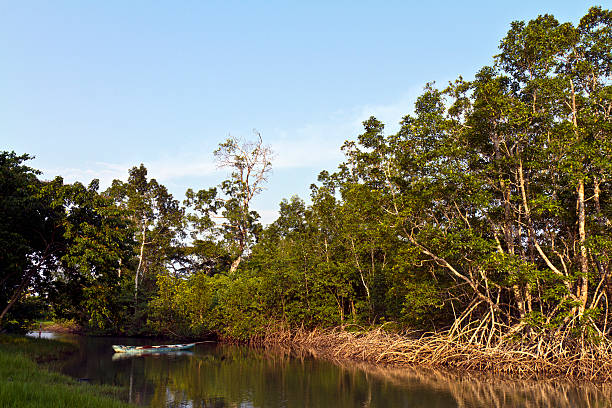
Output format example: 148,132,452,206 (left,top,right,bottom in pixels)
30,320,612,381
257,326,612,382
0,335,133,408
36,320,82,334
